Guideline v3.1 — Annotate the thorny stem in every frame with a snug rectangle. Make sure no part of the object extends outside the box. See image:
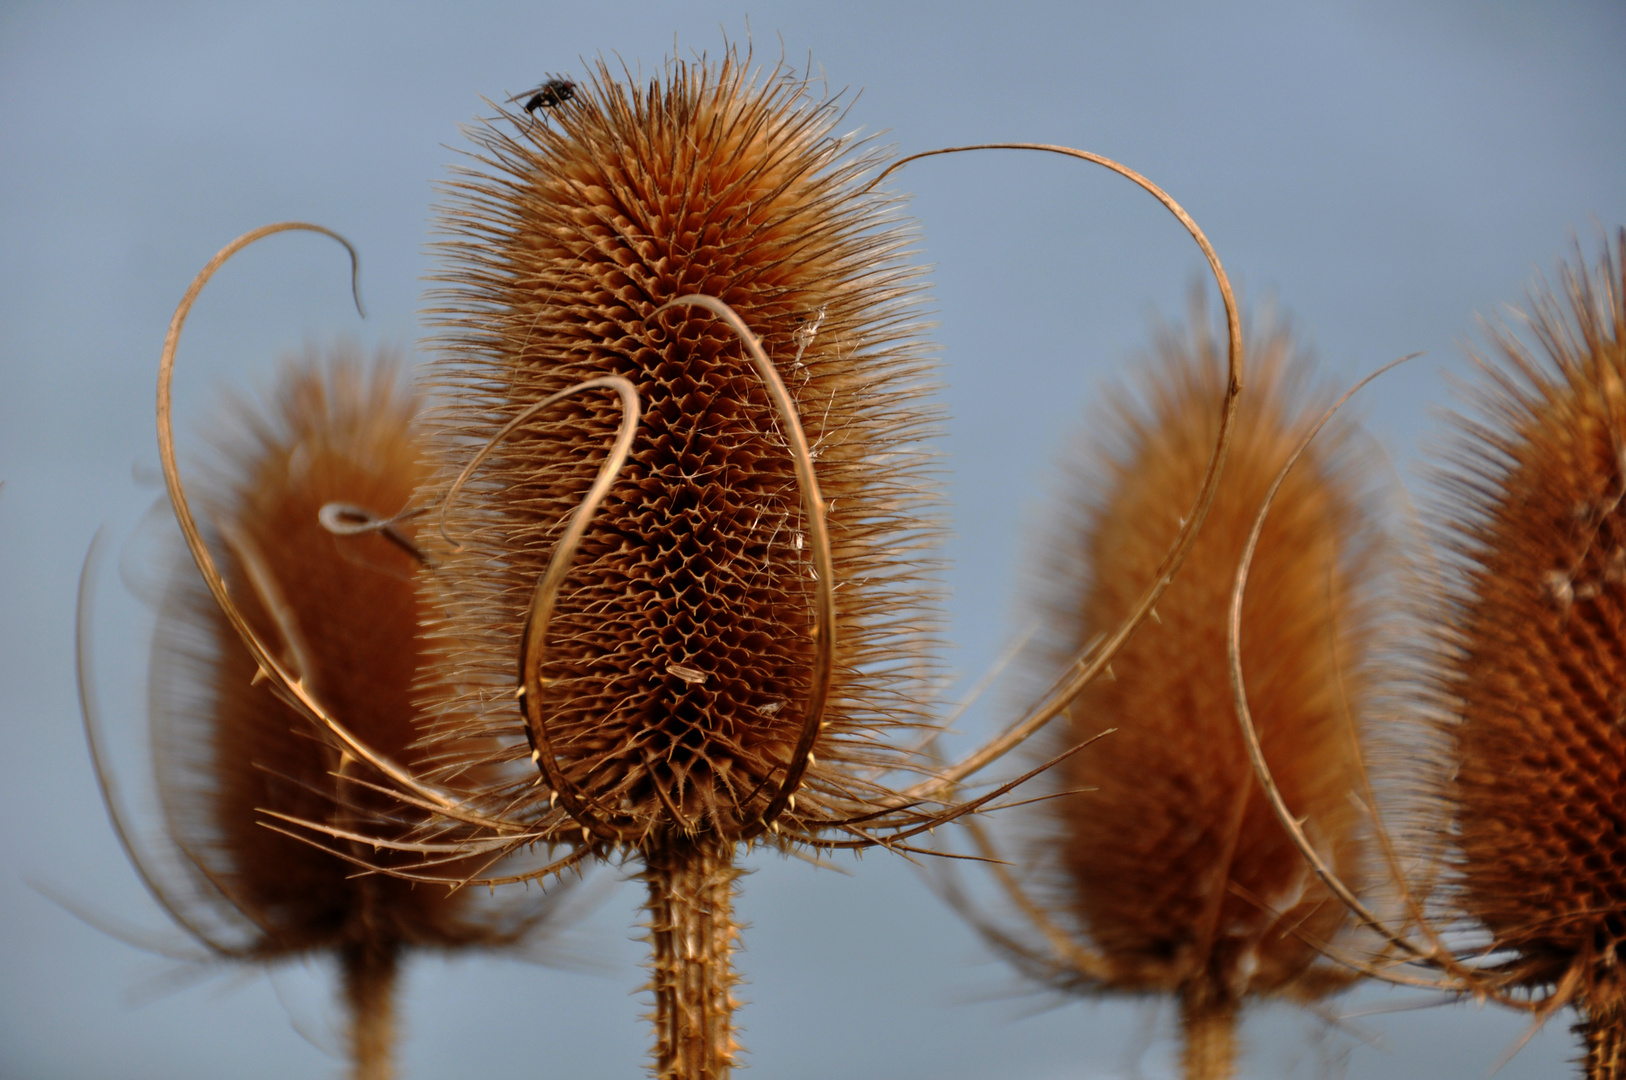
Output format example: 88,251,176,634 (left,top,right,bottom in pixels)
341,940,399,1080
1179,984,1239,1080
1583,1000,1626,1080
644,833,742,1080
